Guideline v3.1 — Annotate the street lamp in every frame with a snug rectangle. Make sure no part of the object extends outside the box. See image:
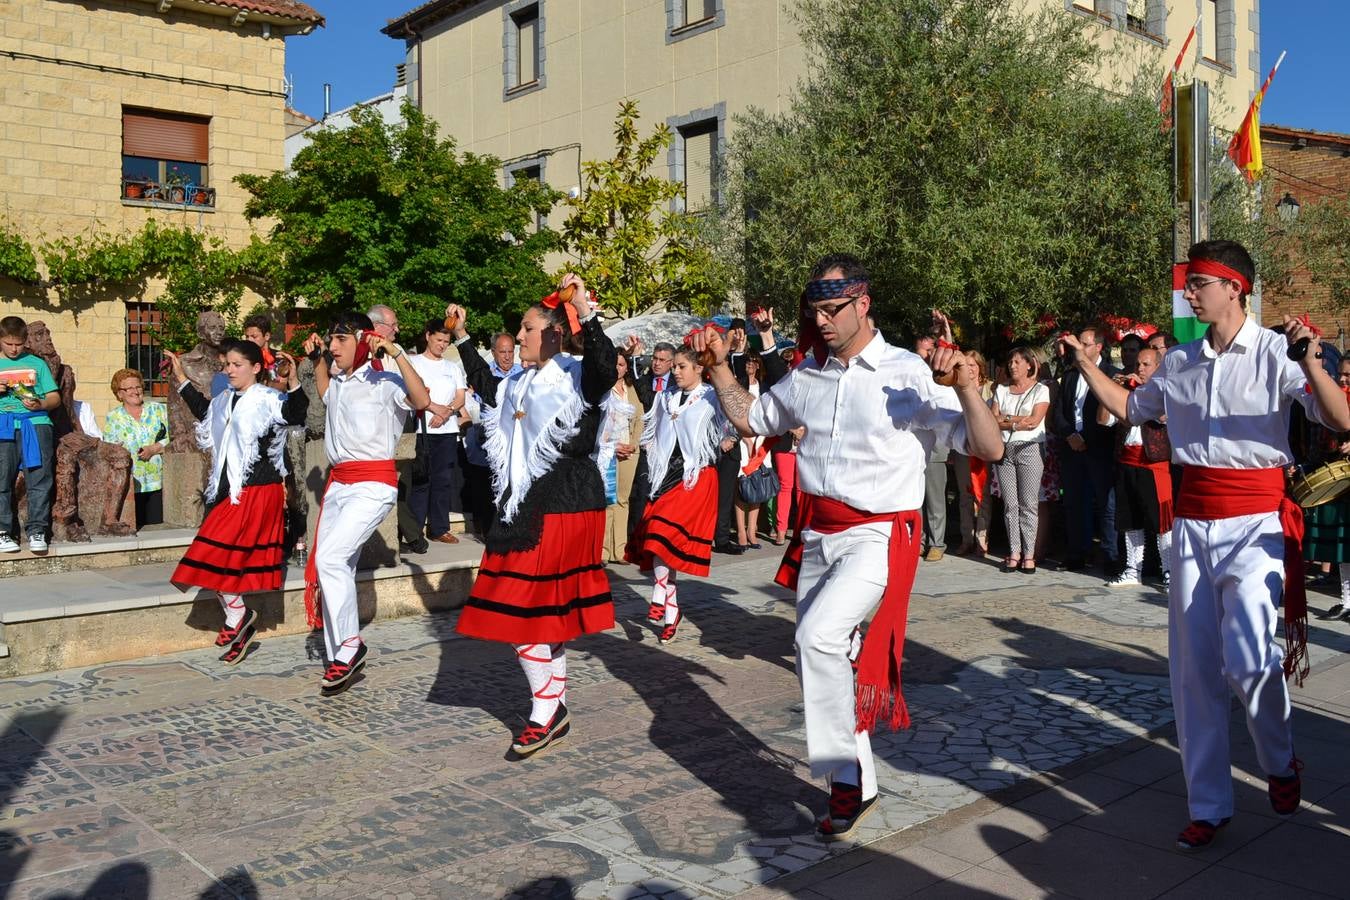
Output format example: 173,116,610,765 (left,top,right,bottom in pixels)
1276,192,1300,223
